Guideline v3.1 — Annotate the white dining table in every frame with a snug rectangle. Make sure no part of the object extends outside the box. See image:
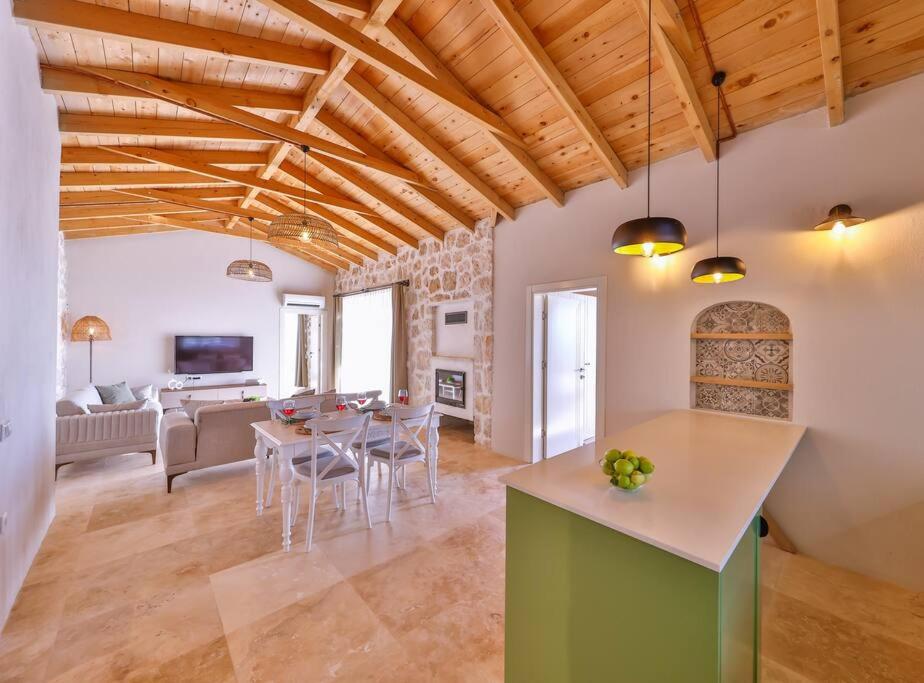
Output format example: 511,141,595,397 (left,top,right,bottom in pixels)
251,411,441,552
